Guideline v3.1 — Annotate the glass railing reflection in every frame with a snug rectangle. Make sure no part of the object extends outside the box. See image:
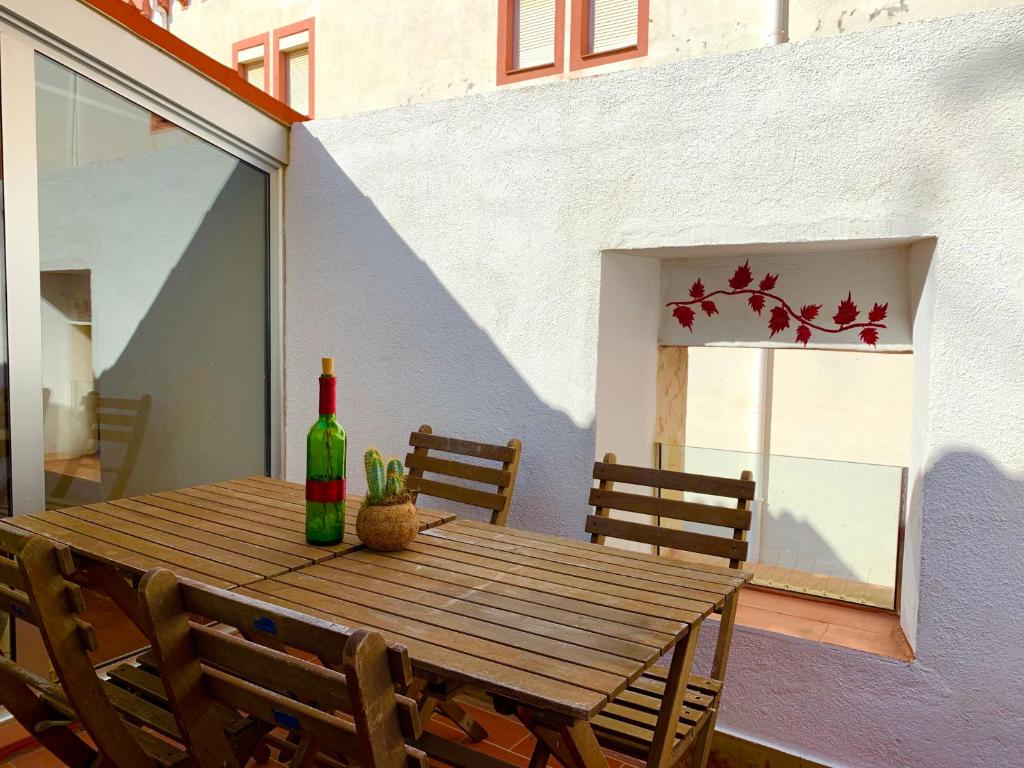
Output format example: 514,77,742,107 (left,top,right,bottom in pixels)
657,444,904,609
